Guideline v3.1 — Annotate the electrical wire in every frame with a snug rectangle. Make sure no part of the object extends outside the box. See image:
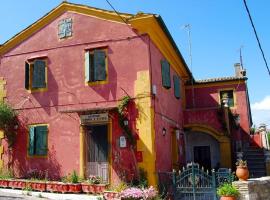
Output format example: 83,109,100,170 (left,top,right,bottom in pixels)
243,0,270,77
104,0,129,25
